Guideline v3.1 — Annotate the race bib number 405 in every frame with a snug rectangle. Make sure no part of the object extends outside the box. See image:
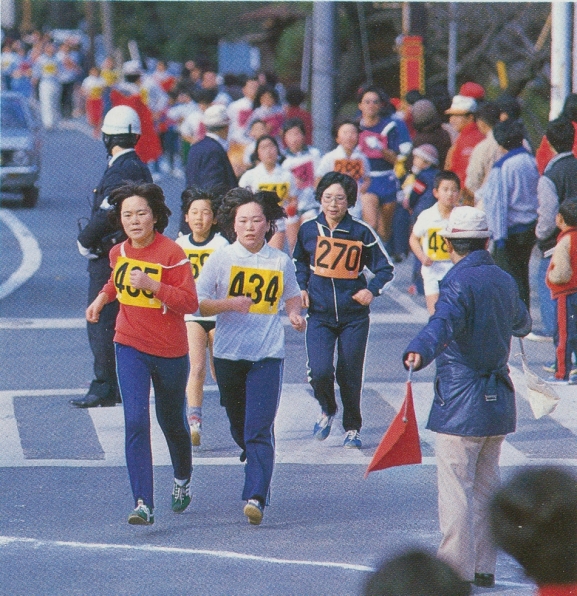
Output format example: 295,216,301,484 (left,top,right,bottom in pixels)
314,237,363,279
227,266,283,315
424,228,450,261
183,248,213,279
113,256,162,308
